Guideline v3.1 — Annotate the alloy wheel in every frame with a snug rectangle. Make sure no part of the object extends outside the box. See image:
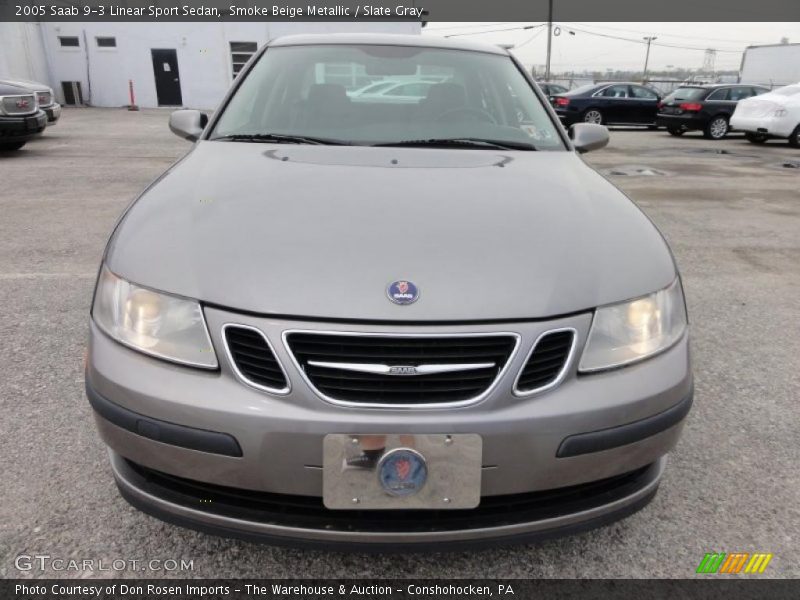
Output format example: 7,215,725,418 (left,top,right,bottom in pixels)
709,117,728,139
584,110,603,124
